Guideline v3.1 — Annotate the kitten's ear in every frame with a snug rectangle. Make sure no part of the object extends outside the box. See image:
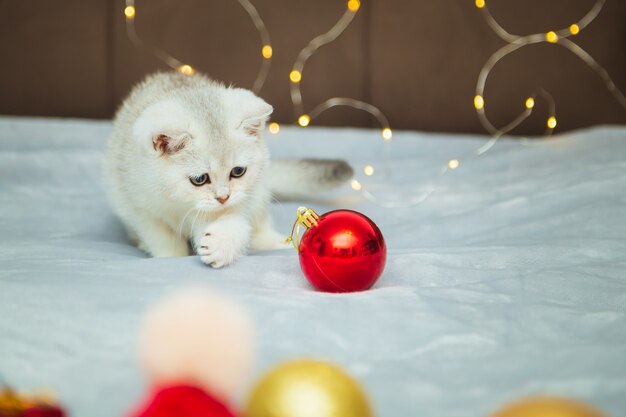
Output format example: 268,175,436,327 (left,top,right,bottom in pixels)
134,100,191,155
152,133,188,155
225,88,273,138
241,114,270,137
